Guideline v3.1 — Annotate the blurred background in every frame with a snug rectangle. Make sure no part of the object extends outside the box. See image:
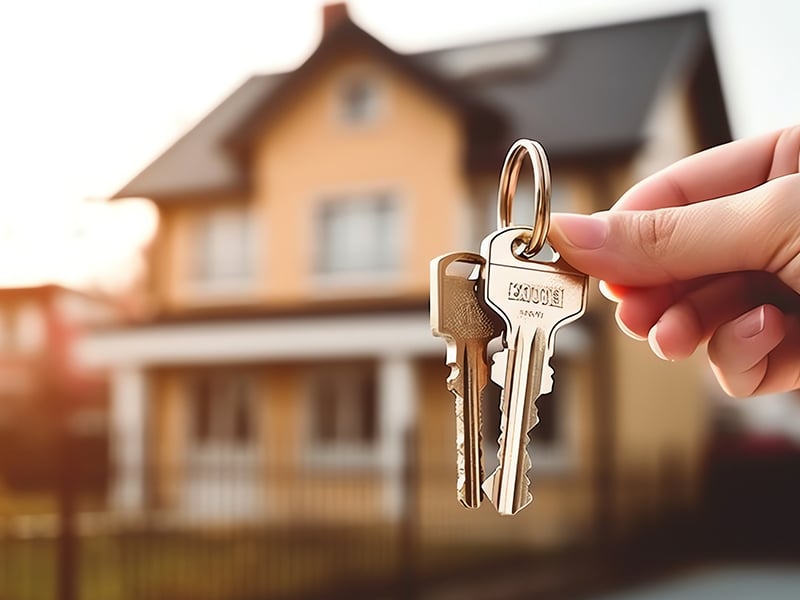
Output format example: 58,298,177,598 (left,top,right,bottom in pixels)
1,1,800,599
